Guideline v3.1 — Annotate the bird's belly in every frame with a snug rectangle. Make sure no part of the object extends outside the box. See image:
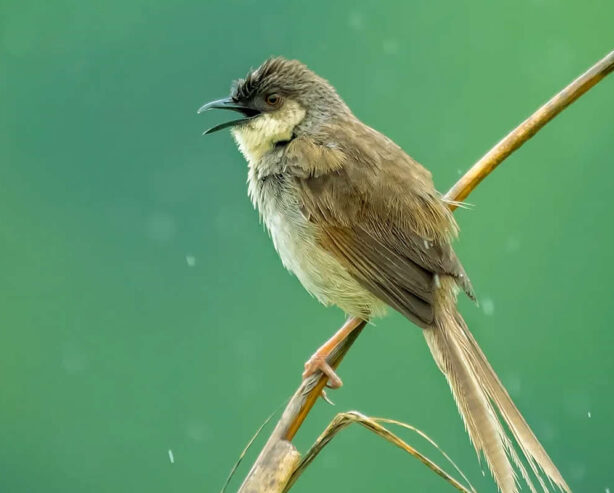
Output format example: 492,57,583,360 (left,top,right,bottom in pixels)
258,187,386,319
